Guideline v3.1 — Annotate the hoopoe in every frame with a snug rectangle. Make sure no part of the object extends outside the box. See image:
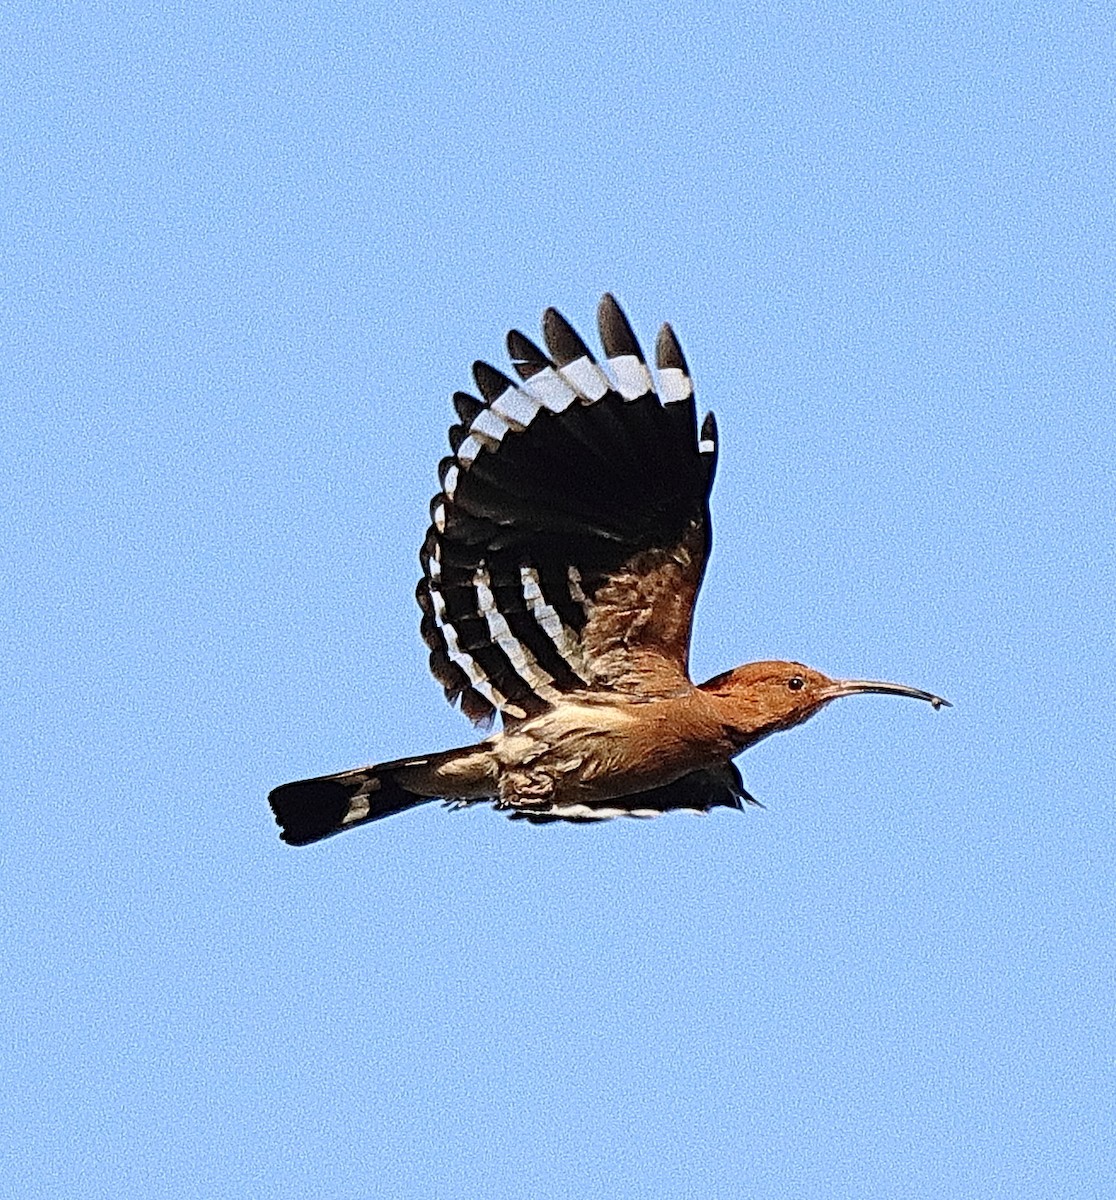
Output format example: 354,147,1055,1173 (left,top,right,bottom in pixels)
269,296,948,844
